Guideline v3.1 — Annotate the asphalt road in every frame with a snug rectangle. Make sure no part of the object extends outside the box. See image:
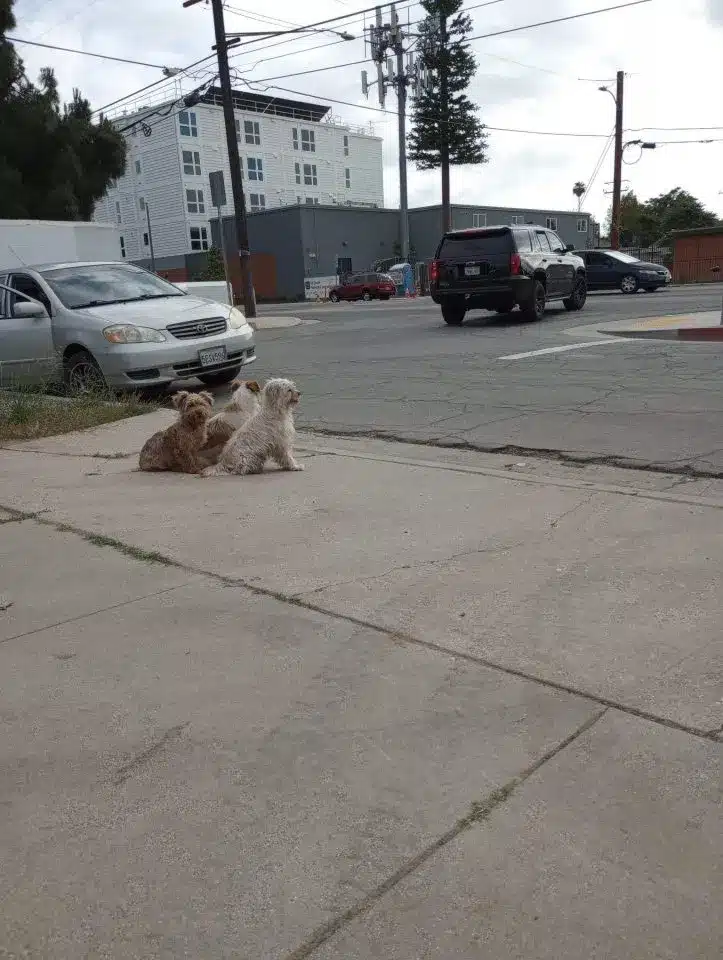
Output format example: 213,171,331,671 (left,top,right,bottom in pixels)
248,285,723,475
